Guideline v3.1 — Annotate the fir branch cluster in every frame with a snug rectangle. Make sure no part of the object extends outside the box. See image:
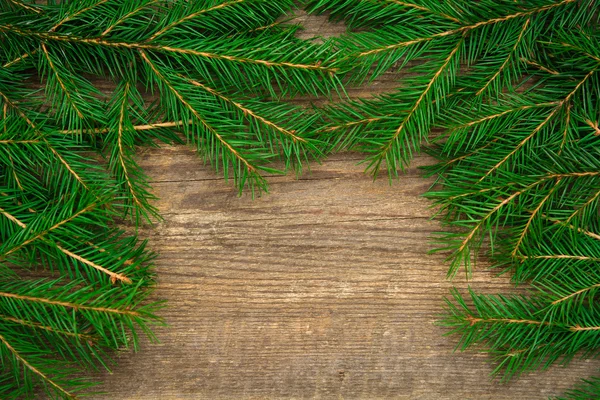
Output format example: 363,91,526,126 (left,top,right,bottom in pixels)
307,0,600,398
3,0,600,399
0,0,340,397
